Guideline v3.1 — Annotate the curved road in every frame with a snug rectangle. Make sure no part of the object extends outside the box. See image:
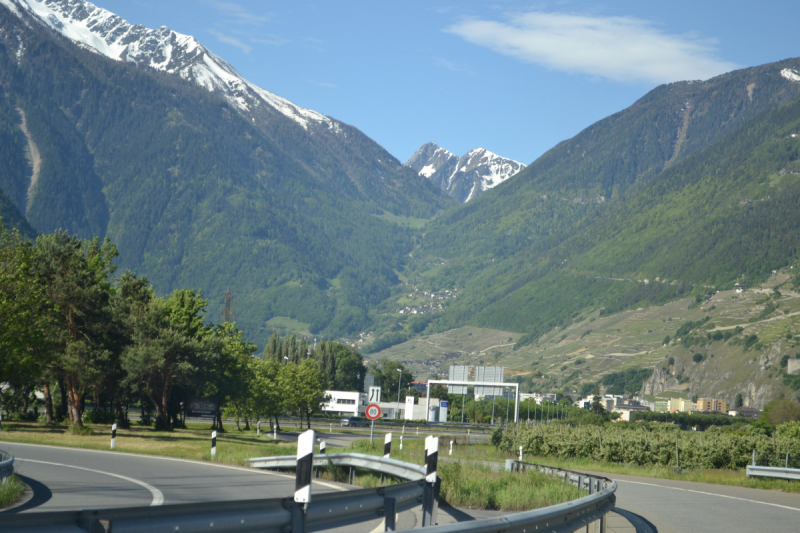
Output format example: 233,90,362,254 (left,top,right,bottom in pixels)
592,470,800,533
1,442,343,513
